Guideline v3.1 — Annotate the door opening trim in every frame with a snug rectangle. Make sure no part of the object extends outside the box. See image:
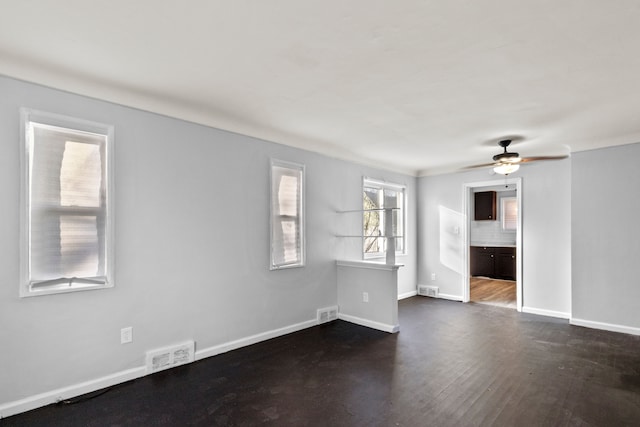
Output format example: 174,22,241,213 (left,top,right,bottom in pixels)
462,177,522,311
